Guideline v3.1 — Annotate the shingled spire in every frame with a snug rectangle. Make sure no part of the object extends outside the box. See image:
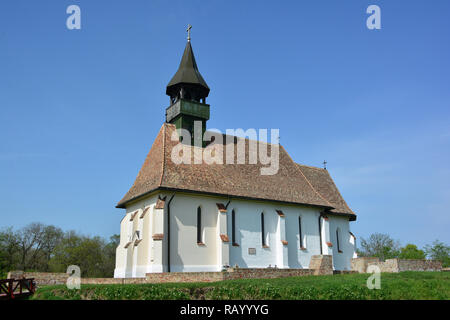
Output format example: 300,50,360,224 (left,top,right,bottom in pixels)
166,41,210,103
165,25,210,146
